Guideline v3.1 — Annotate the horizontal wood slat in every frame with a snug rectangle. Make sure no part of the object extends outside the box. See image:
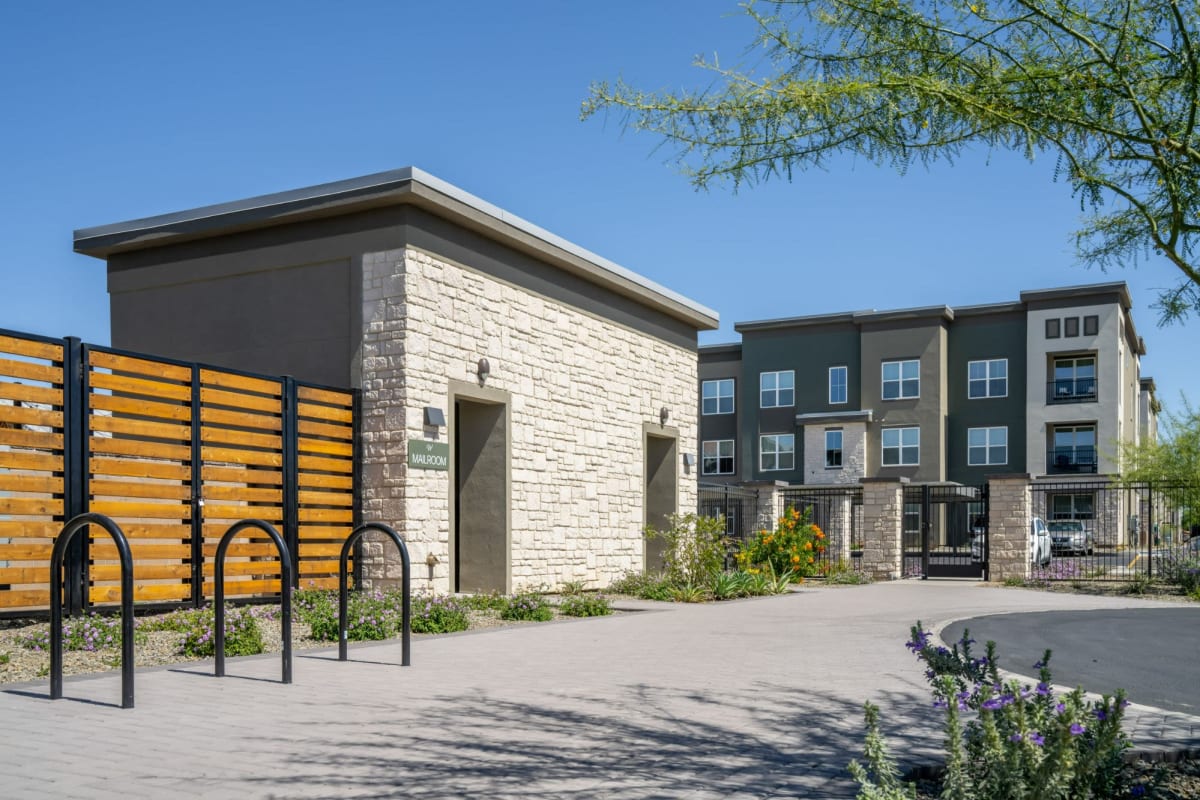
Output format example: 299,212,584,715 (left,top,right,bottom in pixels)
199,387,281,414
0,450,63,473
298,526,354,540
297,386,352,406
90,414,190,442
0,473,63,494
0,590,52,608
0,543,54,560
297,437,353,458
202,485,281,503
91,564,192,581
296,402,353,424
298,490,354,507
200,426,281,450
90,435,191,461
0,497,64,516
199,561,285,578
89,392,191,422
89,350,192,382
0,427,63,450
88,500,191,520
201,445,282,468
91,544,191,560
200,406,282,431
90,456,191,482
298,472,353,490
200,369,281,396
0,566,51,583
297,419,353,440
298,560,342,575
0,381,63,406
0,521,61,538
0,334,63,361
201,464,283,485
0,357,62,384
89,479,191,501
0,404,63,428
89,371,191,402
298,507,354,524
298,454,352,473
90,584,192,603
199,578,283,596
